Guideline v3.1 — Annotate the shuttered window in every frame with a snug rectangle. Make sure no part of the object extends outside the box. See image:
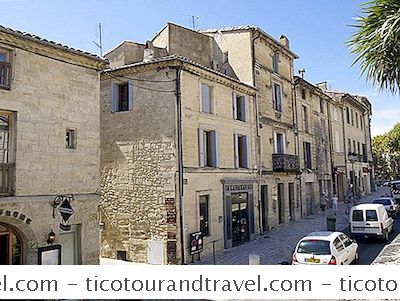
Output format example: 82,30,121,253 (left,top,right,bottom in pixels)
201,84,213,114
233,93,247,122
110,81,134,112
273,83,282,112
234,133,249,168
198,129,218,167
